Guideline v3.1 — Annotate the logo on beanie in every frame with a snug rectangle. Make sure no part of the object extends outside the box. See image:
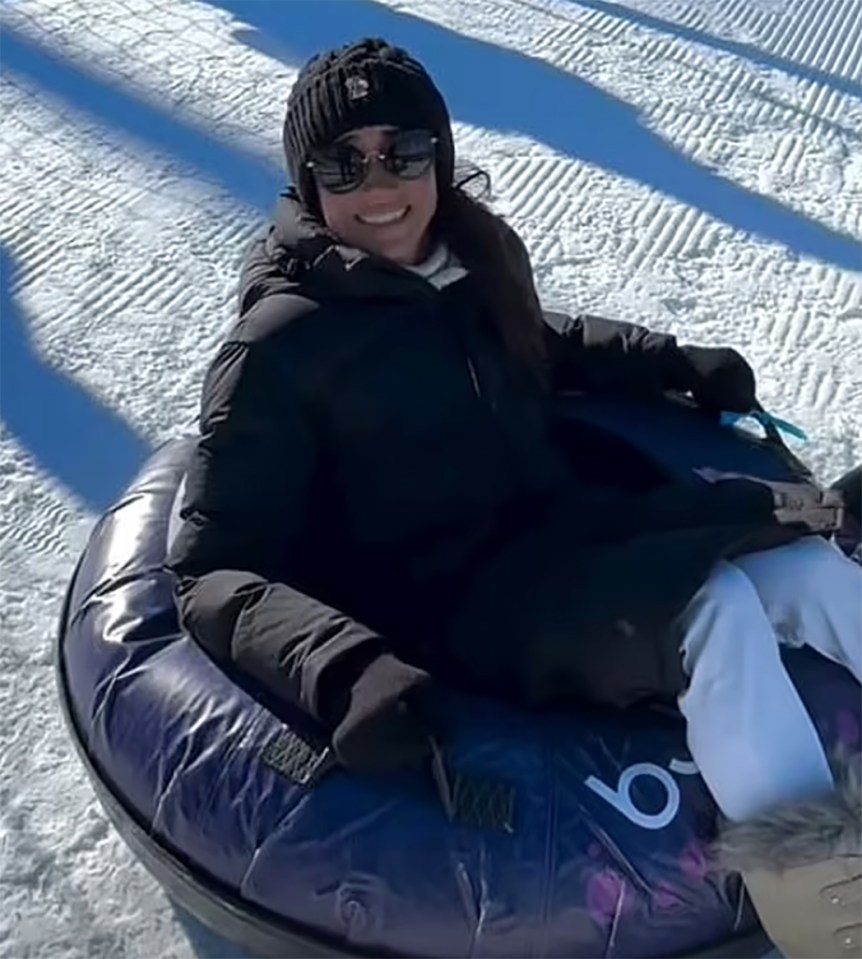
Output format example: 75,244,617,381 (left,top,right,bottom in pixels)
344,74,370,101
